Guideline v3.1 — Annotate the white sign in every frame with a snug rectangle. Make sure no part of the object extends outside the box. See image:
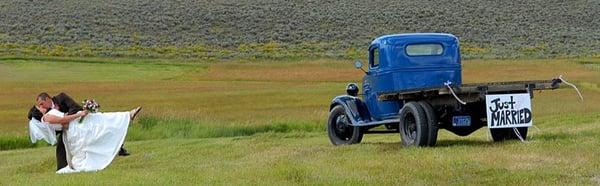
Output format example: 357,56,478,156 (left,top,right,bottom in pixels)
486,93,532,129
